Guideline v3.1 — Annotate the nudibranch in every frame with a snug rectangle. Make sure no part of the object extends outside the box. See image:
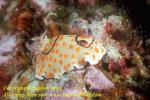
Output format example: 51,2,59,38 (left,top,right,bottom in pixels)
35,35,106,80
